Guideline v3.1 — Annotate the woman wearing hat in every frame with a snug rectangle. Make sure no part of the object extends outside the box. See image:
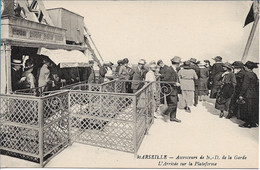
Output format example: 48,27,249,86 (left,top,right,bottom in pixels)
178,61,198,113
226,61,245,119
21,59,36,89
210,56,225,98
215,62,236,118
238,61,259,128
198,61,209,101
